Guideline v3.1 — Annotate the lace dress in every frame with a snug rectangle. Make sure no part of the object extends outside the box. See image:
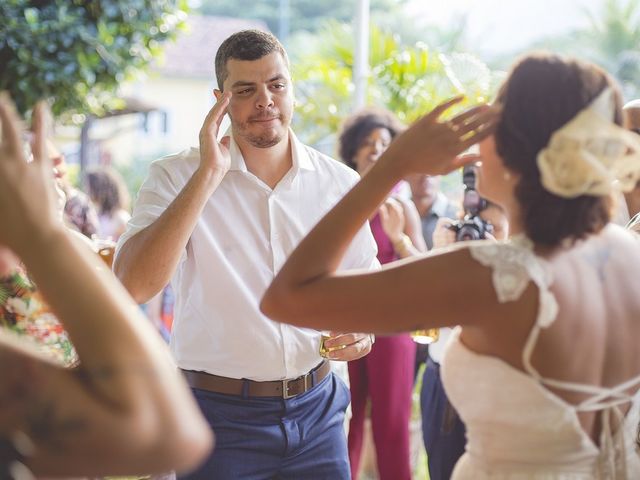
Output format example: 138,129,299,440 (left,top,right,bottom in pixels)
441,235,640,479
